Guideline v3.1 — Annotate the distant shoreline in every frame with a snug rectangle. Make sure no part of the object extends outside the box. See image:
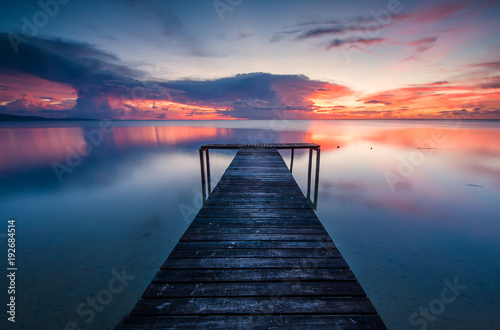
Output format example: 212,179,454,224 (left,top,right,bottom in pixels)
0,113,498,122
0,113,96,122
